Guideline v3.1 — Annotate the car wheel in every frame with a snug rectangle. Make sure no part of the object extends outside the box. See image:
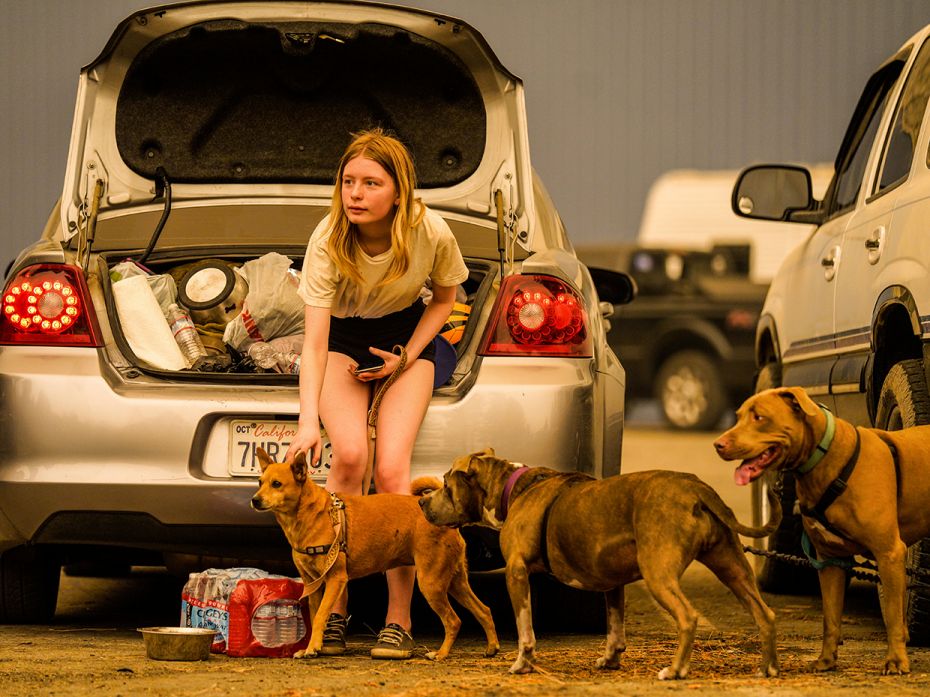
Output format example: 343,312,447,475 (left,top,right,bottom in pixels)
874,359,930,645
0,545,61,623
655,350,726,431
749,363,819,594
